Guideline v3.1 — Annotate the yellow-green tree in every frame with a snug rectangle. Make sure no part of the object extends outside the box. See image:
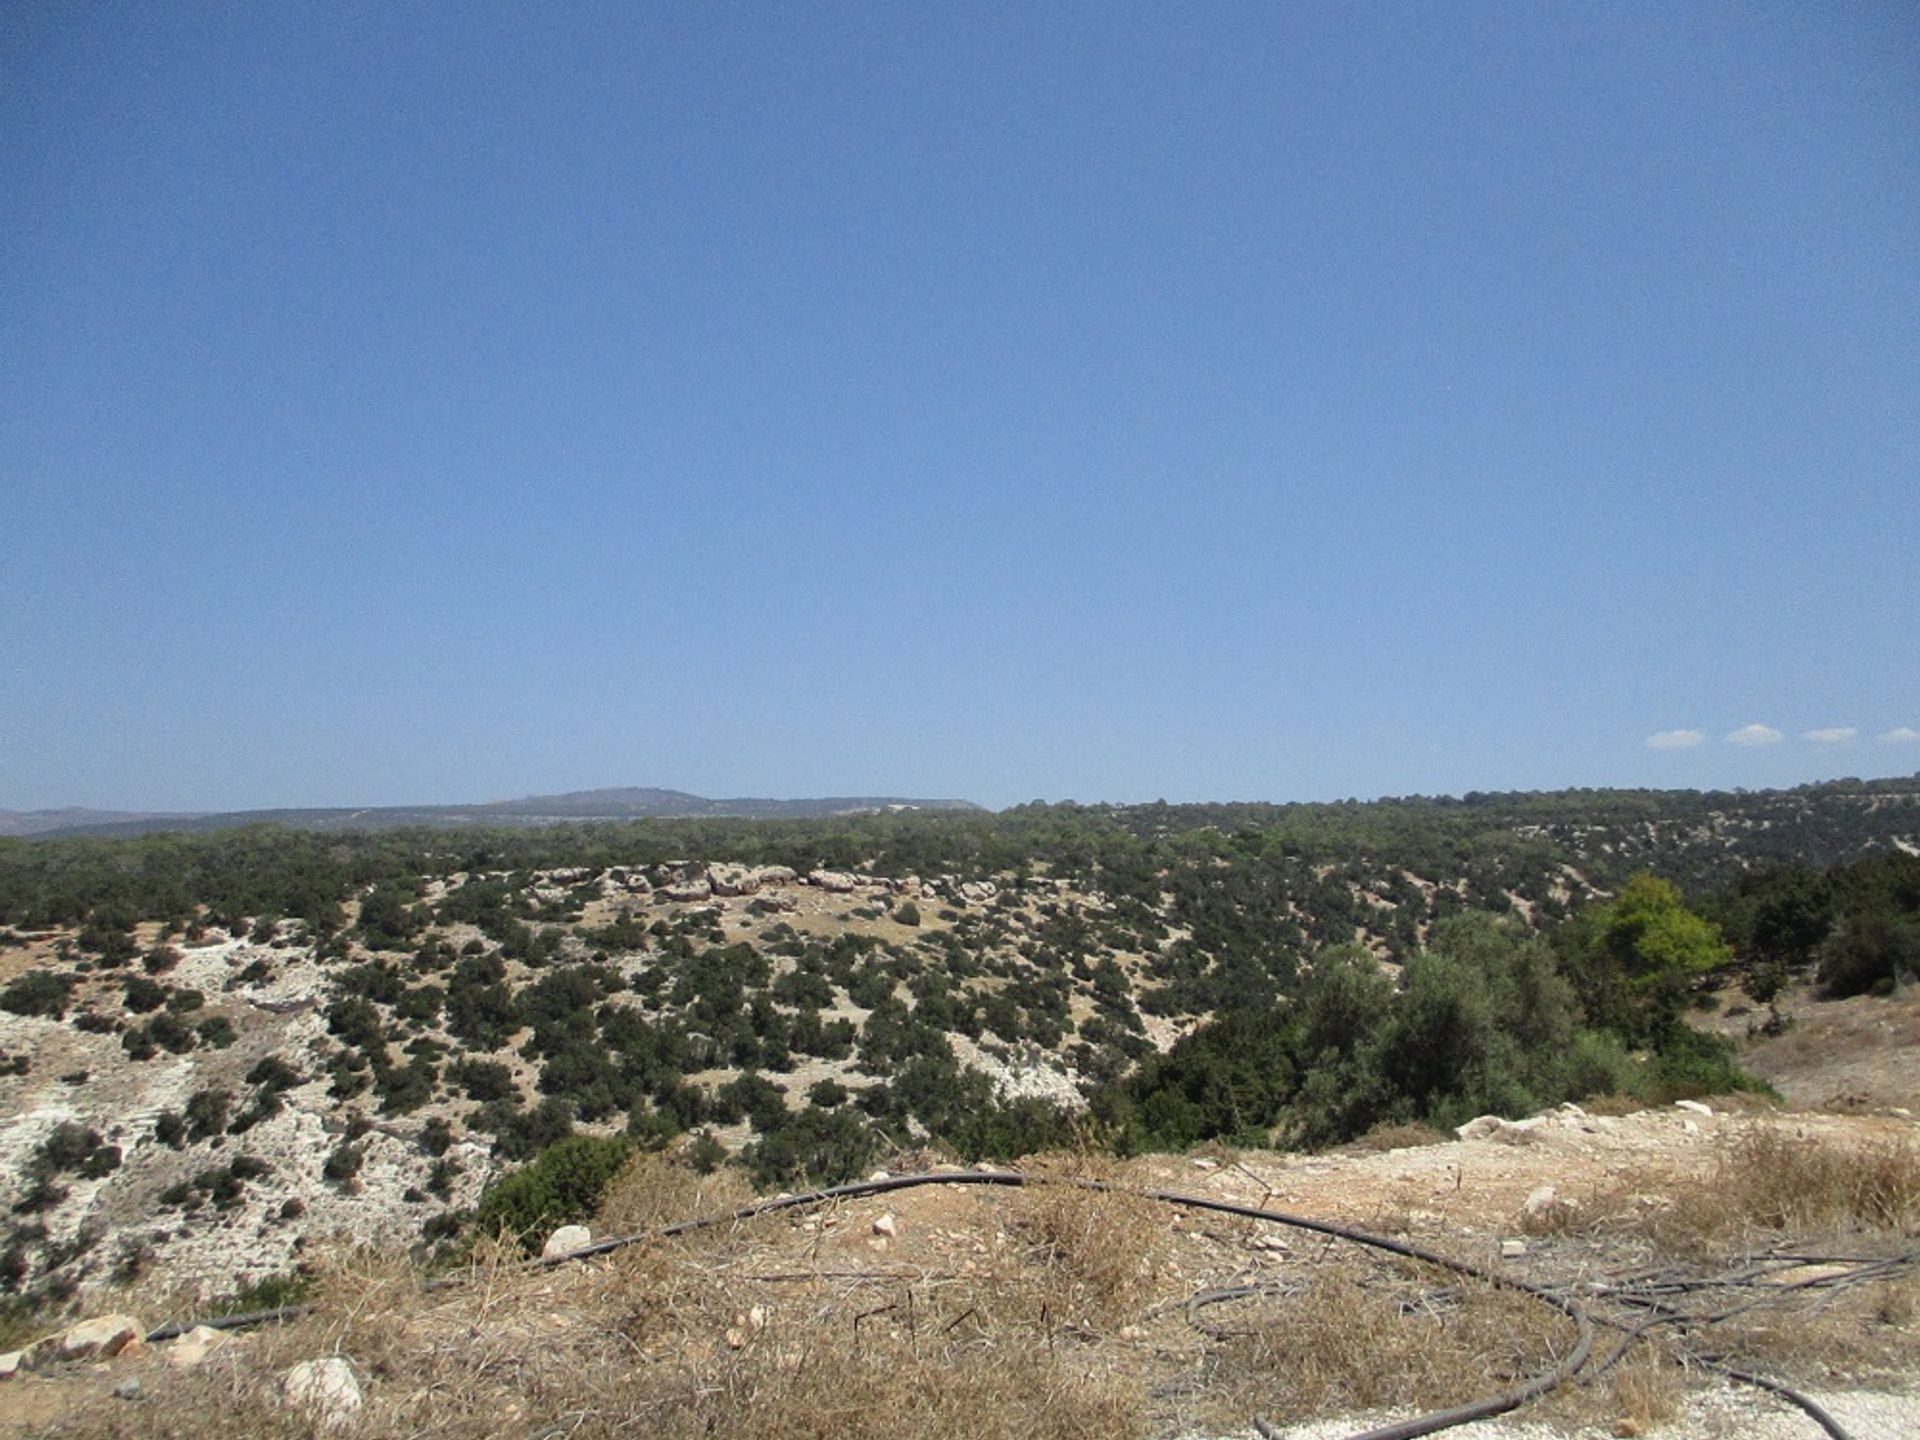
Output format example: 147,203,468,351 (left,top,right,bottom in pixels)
1580,874,1731,1041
